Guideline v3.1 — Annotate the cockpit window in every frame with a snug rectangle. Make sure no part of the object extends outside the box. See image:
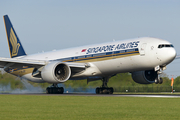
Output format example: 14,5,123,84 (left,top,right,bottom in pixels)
158,44,174,48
